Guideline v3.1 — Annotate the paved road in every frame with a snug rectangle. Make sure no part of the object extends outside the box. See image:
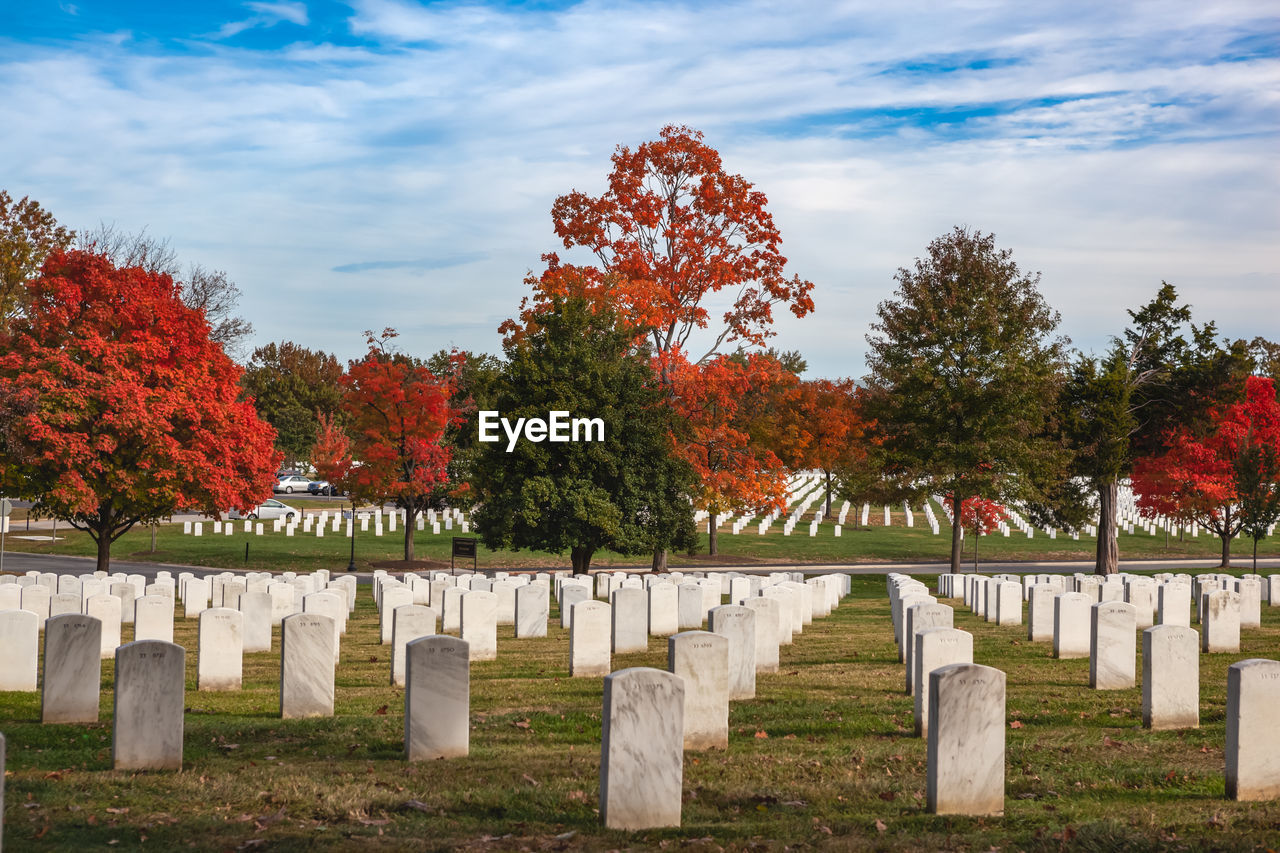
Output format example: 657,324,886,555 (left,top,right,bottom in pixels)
3,549,1277,582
